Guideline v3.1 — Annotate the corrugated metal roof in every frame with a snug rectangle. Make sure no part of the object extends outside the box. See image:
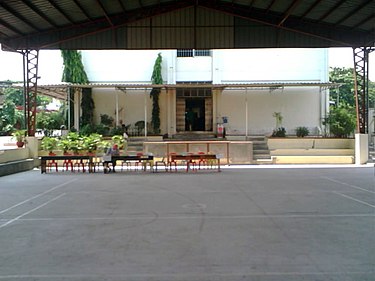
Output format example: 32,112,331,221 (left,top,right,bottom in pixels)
0,0,373,50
